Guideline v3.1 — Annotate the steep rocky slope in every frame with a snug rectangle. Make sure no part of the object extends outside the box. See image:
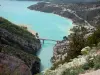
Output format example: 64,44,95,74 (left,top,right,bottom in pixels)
0,17,41,75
